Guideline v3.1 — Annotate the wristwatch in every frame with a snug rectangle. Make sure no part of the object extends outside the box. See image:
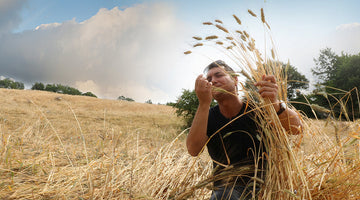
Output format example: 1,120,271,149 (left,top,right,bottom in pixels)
277,100,286,115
